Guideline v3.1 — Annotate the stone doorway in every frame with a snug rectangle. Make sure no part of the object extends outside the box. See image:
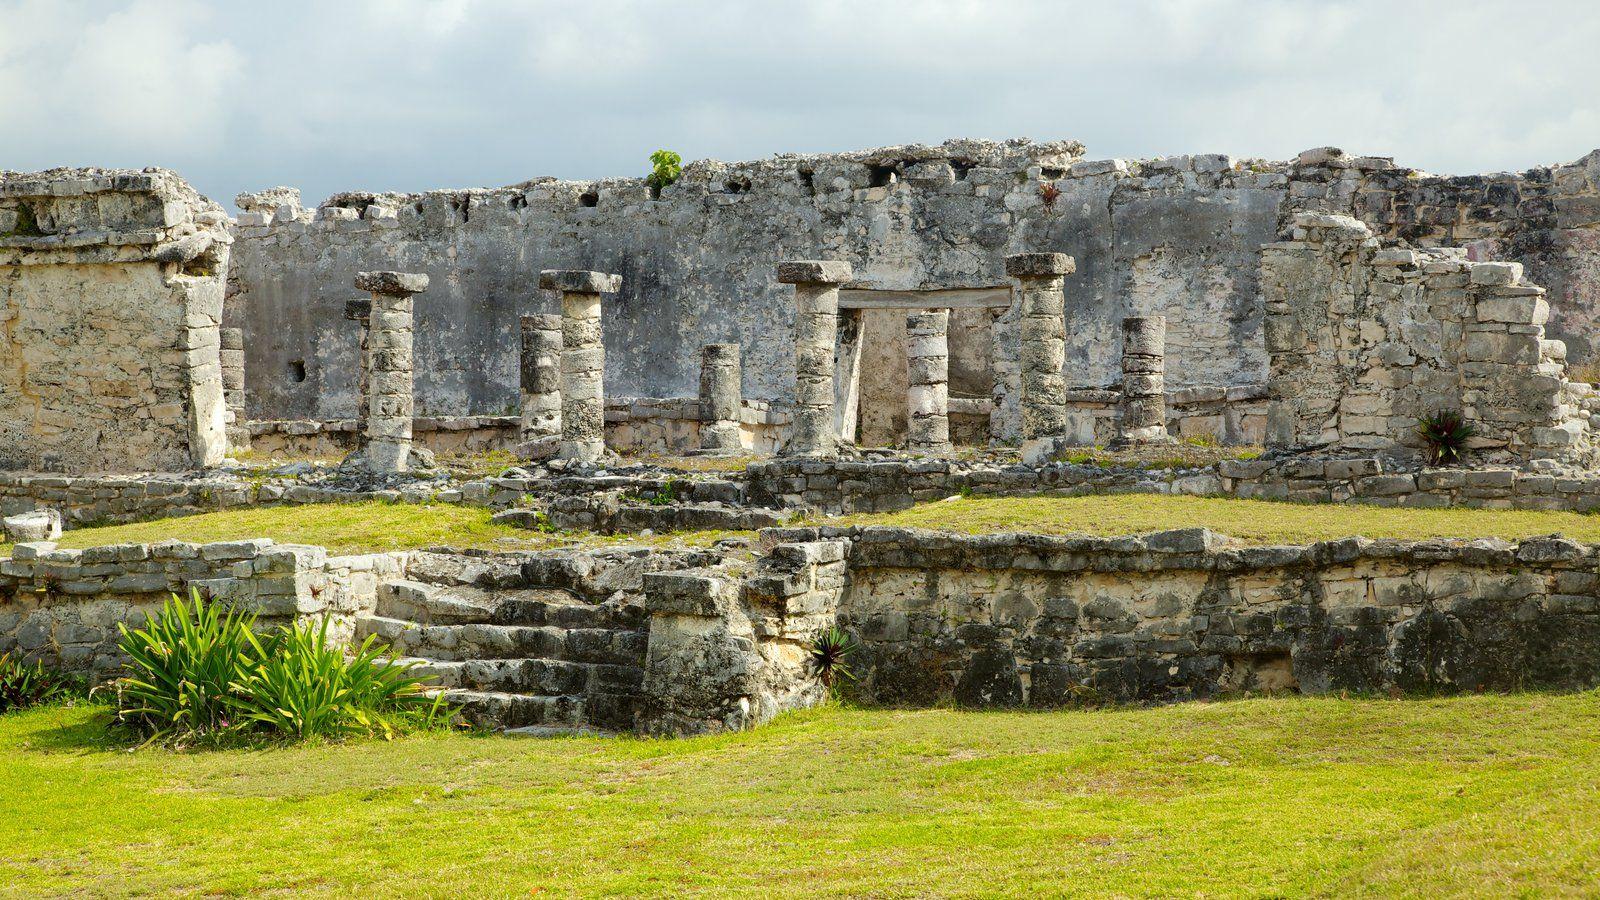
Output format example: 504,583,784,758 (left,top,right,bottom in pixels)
837,287,1010,449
